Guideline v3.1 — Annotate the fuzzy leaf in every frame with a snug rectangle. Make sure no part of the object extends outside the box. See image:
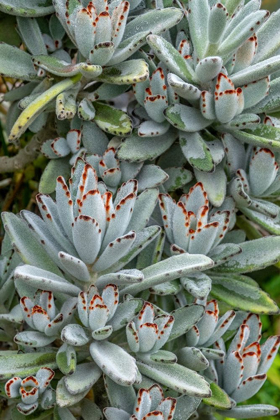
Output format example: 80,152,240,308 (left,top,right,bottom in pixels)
94,102,132,136
33,54,102,78
61,324,90,346
0,43,38,81
218,404,279,419
218,10,268,56
110,298,143,331
100,226,161,274
120,253,213,297
0,0,54,16
17,17,47,56
9,75,81,142
14,331,56,347
188,0,209,59
254,8,280,62
81,400,103,420
56,343,76,376
56,378,88,408
147,35,196,83
216,236,280,273
96,270,143,289
2,213,61,275
194,165,227,207
117,129,177,162
163,167,193,191
231,56,280,87
137,165,168,191
127,188,159,232
64,362,102,395
14,265,81,296
122,8,183,41
174,395,201,420
165,104,212,132
104,376,136,413
228,124,280,150
180,132,214,172
177,347,208,371
202,382,232,410
137,360,211,398
168,305,204,341
240,207,280,236
97,60,149,85
90,341,138,386
0,351,56,380
39,157,70,194
210,273,279,314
